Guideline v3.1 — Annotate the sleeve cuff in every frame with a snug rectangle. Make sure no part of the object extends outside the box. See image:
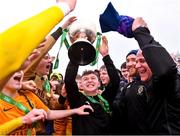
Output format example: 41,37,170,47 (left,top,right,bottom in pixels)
51,27,62,40
103,55,110,62
133,27,154,49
